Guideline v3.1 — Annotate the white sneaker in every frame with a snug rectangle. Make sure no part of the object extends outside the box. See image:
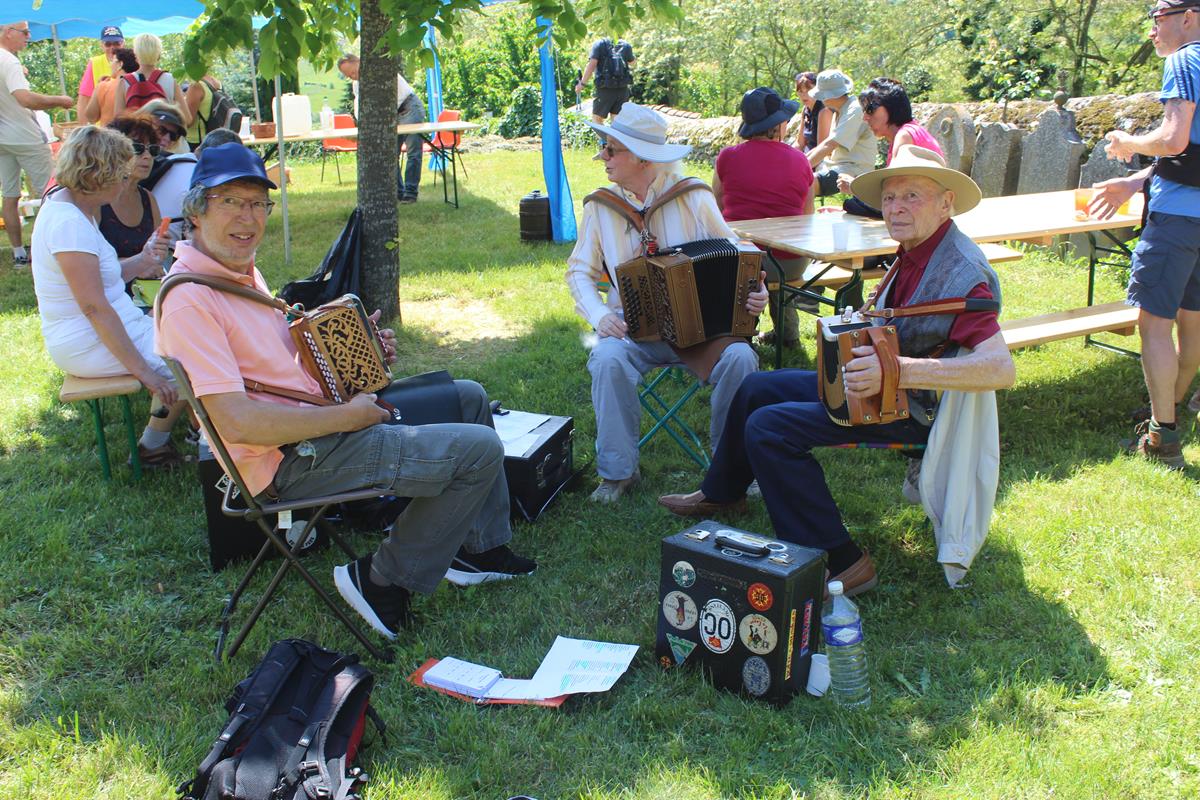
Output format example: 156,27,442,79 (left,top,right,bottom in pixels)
746,480,761,498
589,470,641,504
